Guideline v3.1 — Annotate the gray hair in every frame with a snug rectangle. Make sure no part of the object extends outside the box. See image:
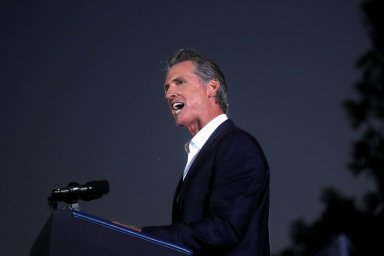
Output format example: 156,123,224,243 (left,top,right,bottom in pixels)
167,49,229,113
